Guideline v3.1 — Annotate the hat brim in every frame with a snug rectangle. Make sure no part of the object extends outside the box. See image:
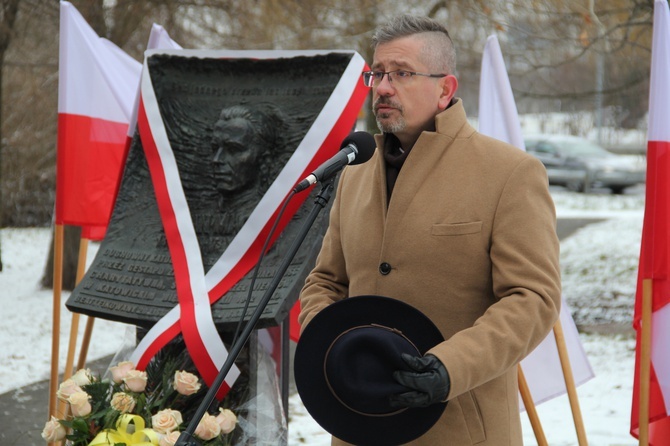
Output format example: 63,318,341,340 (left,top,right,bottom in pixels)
294,295,447,446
